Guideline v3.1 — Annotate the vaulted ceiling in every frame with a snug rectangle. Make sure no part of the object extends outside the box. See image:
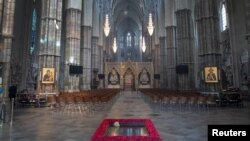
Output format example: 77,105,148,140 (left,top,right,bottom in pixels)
111,0,146,32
